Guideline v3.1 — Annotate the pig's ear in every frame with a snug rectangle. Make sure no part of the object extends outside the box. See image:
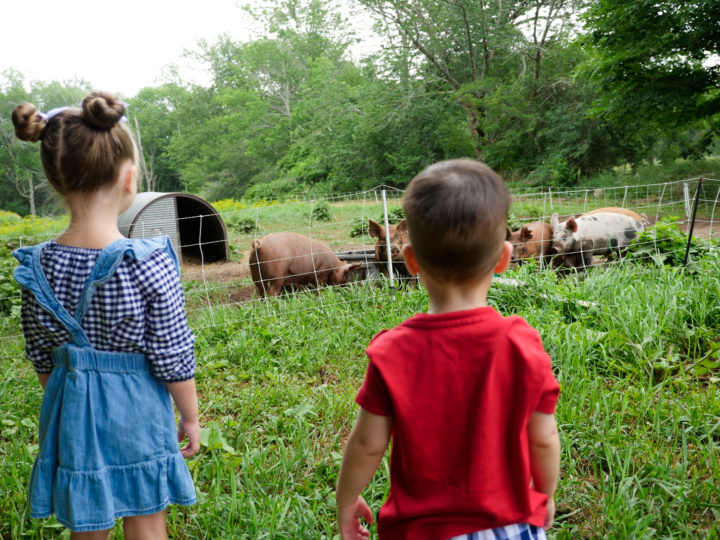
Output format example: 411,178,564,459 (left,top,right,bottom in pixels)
341,262,363,281
519,225,533,241
550,213,559,229
396,219,408,233
506,226,512,240
368,220,383,238
567,217,578,233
